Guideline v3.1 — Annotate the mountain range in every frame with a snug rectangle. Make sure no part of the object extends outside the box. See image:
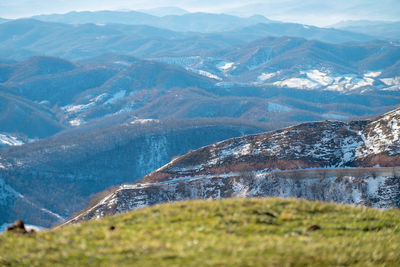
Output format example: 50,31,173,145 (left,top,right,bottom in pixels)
0,18,384,62
32,11,272,33
68,107,400,223
1,52,400,140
